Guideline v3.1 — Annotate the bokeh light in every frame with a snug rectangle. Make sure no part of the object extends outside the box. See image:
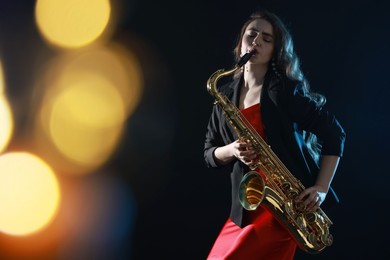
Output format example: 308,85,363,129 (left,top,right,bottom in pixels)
0,60,13,153
35,0,111,49
34,45,143,174
0,152,60,236
48,75,125,167
0,96,13,153
49,45,144,117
